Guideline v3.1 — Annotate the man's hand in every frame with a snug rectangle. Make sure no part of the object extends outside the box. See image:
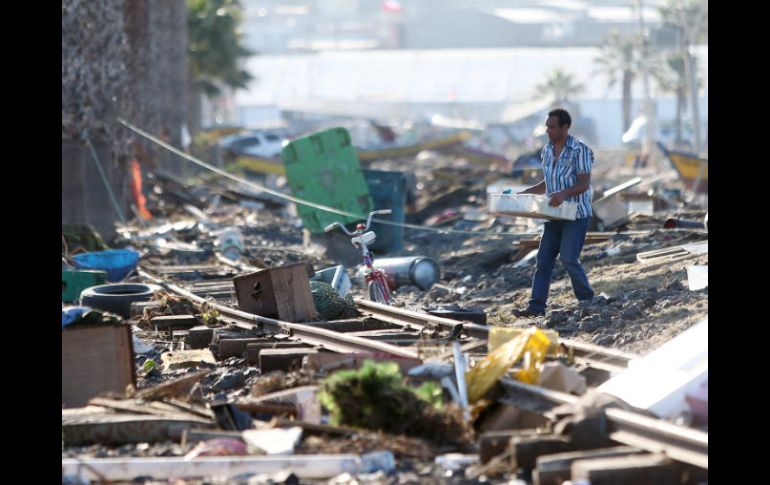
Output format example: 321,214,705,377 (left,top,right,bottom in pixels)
549,191,565,207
